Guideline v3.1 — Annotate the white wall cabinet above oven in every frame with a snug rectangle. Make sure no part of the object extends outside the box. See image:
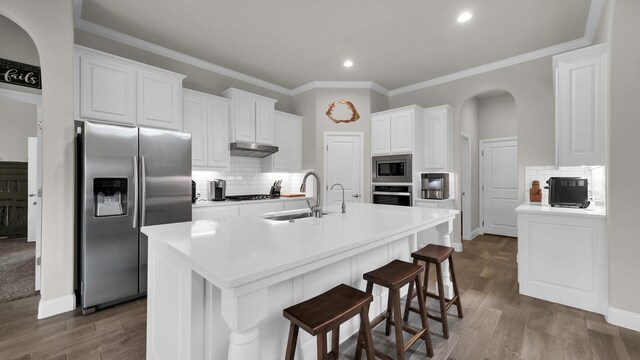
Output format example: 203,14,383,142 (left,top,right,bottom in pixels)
183,89,231,170
553,44,607,166
262,111,302,172
371,105,423,155
74,45,185,131
222,88,277,145
422,105,453,171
